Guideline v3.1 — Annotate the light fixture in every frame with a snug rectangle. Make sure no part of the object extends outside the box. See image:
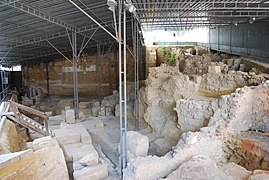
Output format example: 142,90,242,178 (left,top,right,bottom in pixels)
234,22,238,26
249,17,256,24
107,0,117,7
107,0,117,11
124,0,136,13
